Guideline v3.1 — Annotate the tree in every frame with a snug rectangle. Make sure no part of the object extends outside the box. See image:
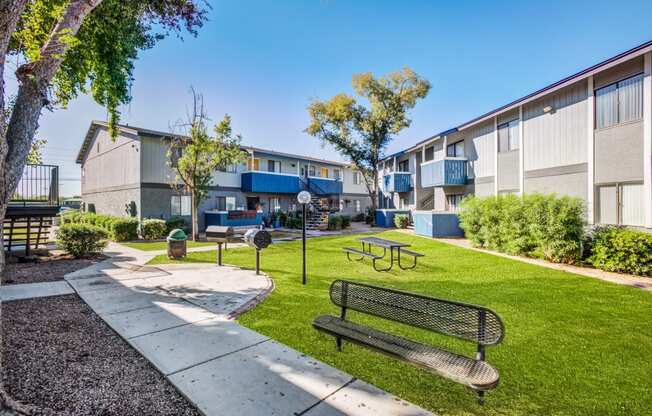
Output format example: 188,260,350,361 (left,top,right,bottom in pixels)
168,90,247,241
0,0,207,275
26,138,46,164
0,1,207,413
305,68,430,223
